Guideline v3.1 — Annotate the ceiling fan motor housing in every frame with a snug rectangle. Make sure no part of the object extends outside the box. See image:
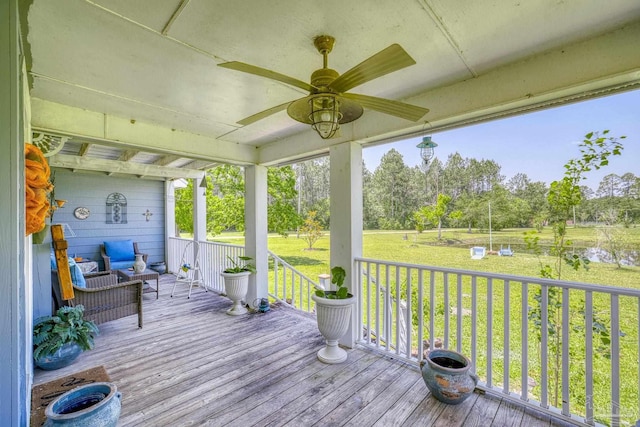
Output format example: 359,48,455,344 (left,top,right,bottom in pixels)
311,68,339,91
